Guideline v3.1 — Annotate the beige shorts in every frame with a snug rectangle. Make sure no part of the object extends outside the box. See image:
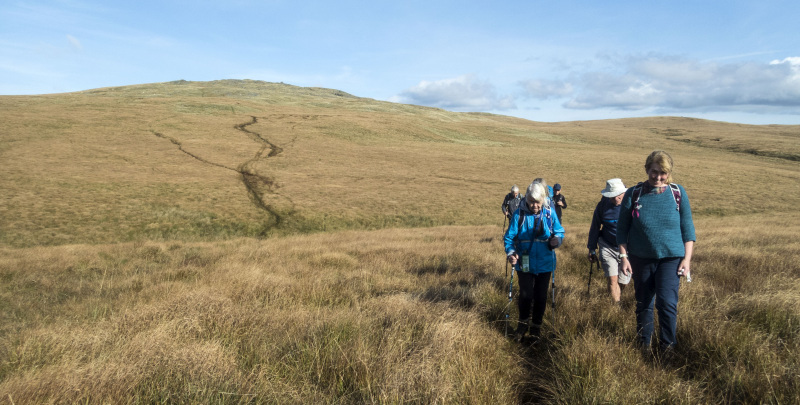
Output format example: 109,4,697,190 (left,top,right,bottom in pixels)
598,237,631,285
